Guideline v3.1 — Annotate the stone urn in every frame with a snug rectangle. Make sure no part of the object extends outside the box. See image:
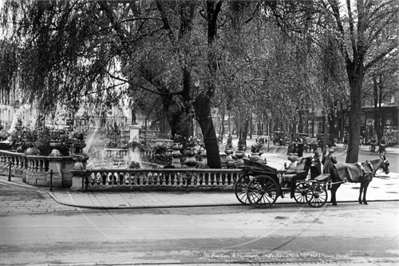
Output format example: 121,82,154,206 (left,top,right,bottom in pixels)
235,151,245,164
50,140,62,150
24,138,34,149
225,149,234,163
184,148,198,168
171,143,182,167
25,147,40,155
